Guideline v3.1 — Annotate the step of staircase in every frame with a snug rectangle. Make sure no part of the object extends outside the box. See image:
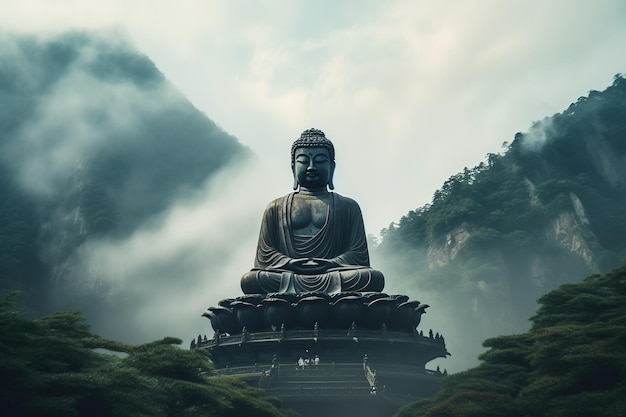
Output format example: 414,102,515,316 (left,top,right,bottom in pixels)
265,362,372,398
